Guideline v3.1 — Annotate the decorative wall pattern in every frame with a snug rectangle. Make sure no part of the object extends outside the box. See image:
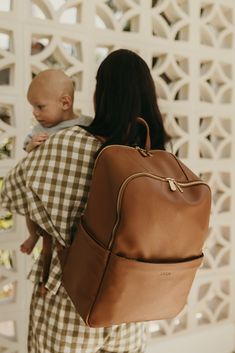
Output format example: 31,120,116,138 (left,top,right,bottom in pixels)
0,1,235,352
